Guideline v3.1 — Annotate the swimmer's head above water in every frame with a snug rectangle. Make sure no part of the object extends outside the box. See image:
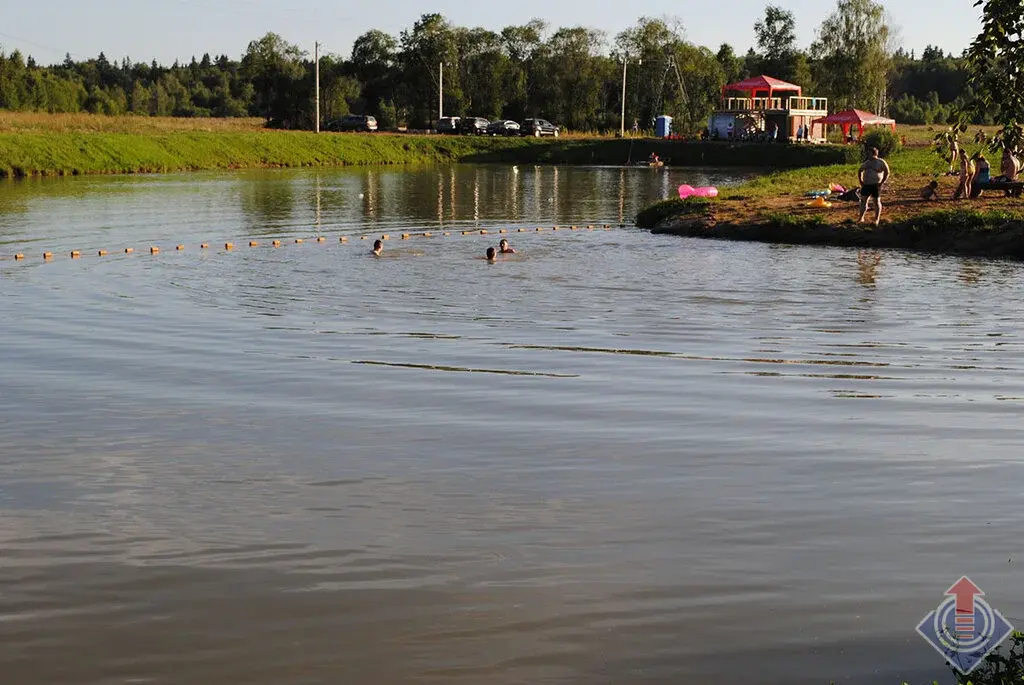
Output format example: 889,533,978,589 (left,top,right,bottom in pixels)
499,239,515,254
372,239,383,255
486,246,496,261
